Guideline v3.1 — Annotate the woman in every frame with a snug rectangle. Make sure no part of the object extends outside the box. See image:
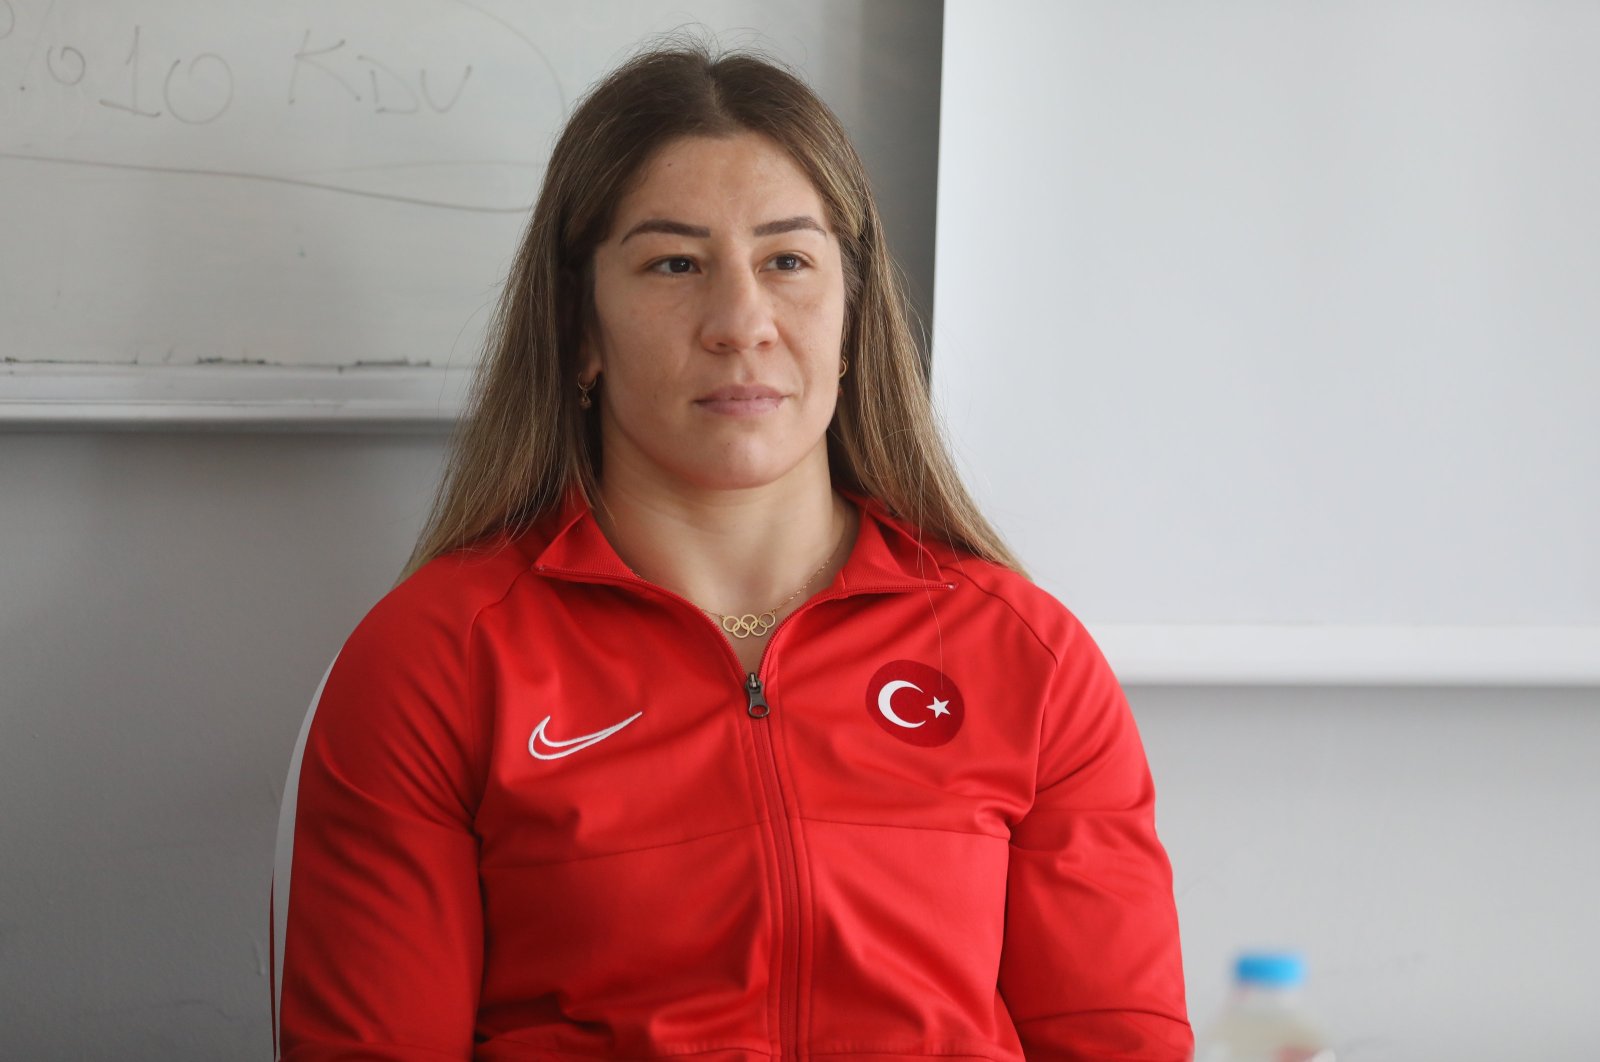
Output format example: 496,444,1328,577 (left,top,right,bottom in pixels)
272,42,1191,1061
